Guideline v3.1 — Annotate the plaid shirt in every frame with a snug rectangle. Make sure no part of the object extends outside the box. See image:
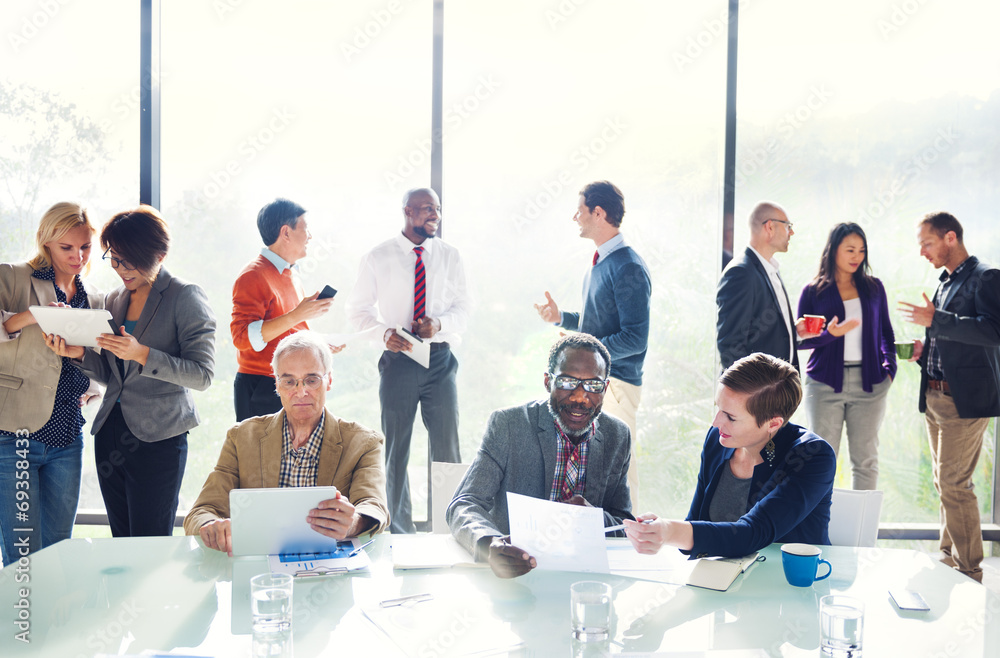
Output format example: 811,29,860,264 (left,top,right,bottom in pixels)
926,258,973,381
278,410,326,488
549,421,593,502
